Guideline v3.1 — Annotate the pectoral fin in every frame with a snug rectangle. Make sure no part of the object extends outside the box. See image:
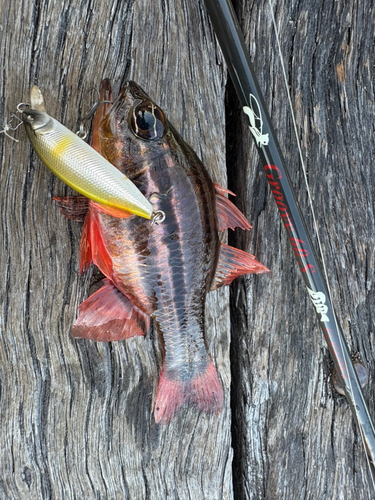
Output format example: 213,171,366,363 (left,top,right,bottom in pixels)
214,183,251,231
211,243,269,291
79,209,113,277
72,278,150,341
